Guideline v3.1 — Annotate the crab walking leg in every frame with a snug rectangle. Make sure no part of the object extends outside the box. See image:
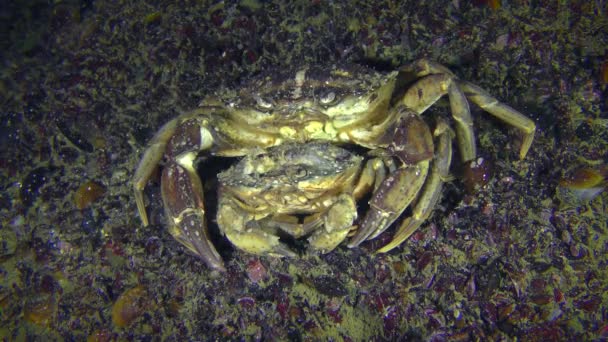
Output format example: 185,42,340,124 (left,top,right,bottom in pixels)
377,119,453,253
401,58,535,160
402,74,477,162
447,82,476,162
348,162,429,247
352,158,383,198
133,118,180,226
348,113,434,247
402,59,457,79
459,81,536,159
273,213,324,239
308,194,358,253
216,197,297,258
